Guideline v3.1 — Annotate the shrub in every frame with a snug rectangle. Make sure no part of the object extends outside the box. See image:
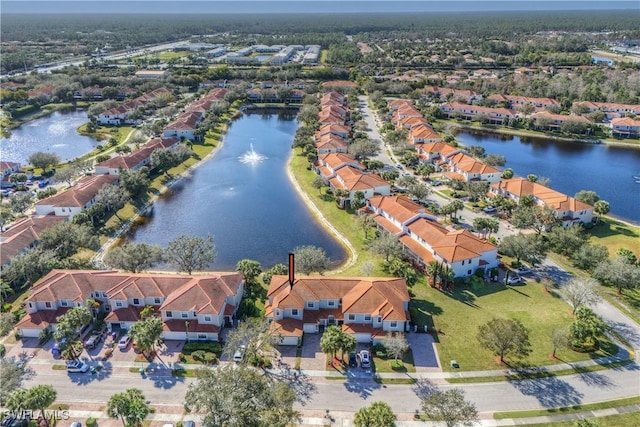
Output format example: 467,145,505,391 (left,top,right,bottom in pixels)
202,352,217,365
181,341,221,355
39,326,53,345
0,312,15,337
1,303,11,313
86,417,97,427
0,344,5,357
191,350,206,362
